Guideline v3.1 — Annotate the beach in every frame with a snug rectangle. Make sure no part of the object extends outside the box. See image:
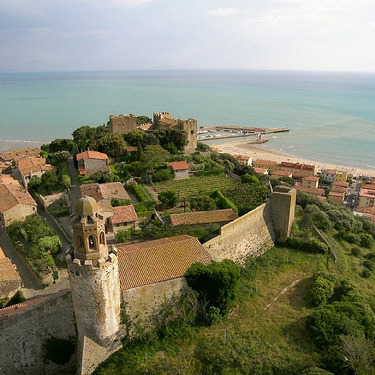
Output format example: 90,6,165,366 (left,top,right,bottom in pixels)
213,140,375,178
